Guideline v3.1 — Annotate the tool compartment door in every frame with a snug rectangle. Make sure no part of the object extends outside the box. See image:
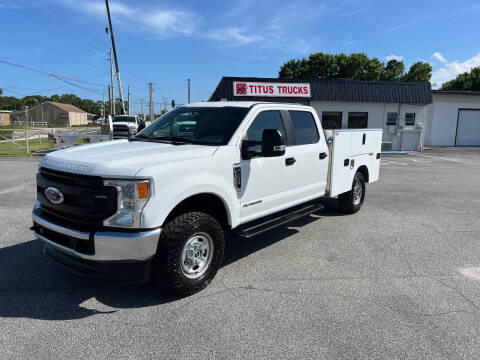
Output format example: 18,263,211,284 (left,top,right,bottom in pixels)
329,129,382,196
